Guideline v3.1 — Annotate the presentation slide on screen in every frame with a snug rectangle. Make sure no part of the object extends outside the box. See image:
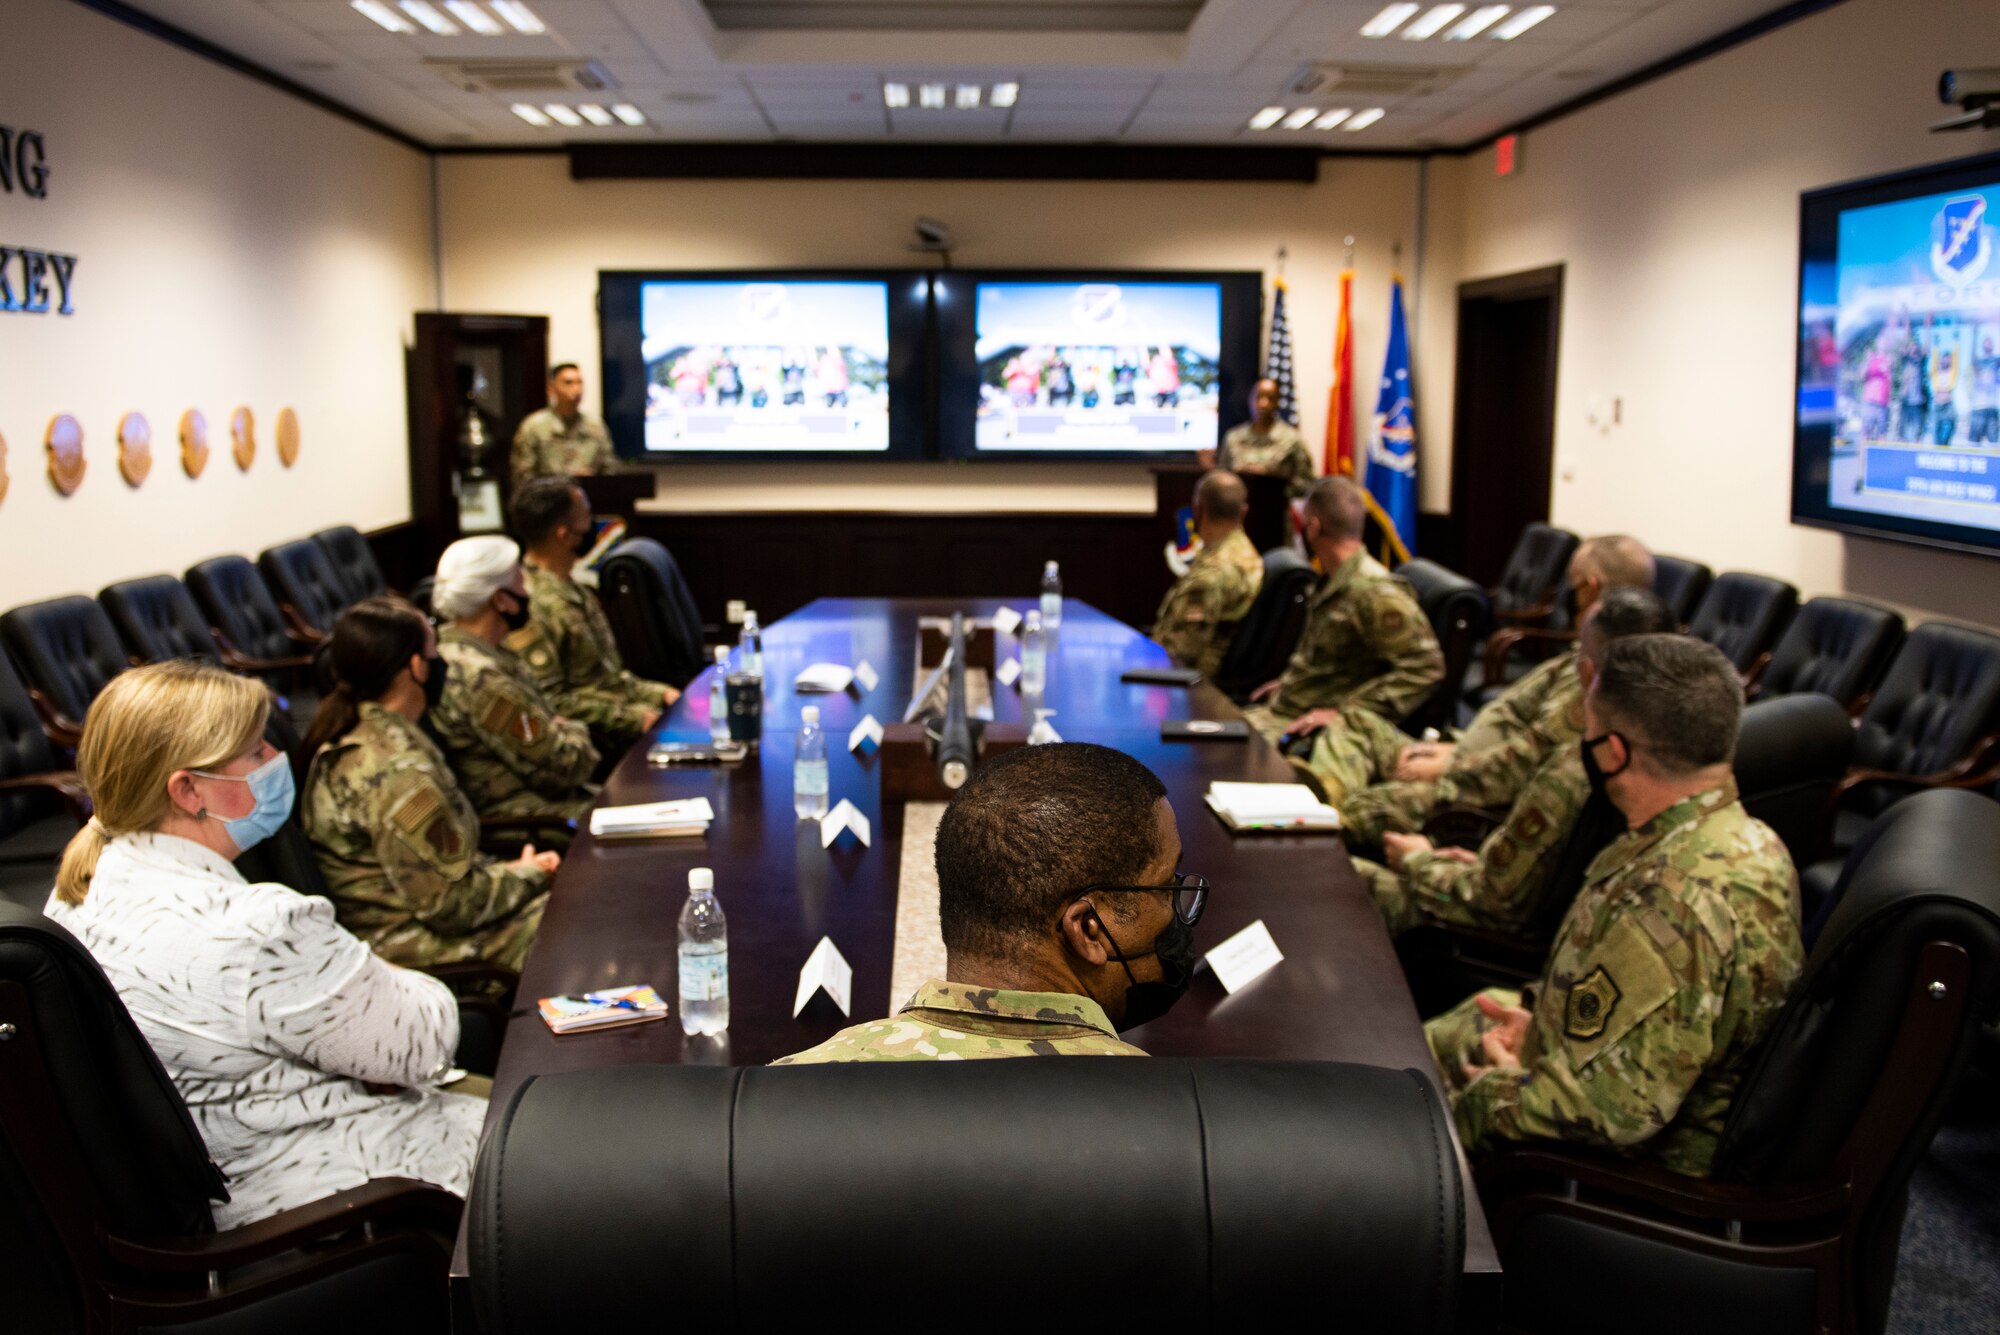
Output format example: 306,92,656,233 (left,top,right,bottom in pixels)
1806,184,2000,530
974,282,1222,451
641,281,891,452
